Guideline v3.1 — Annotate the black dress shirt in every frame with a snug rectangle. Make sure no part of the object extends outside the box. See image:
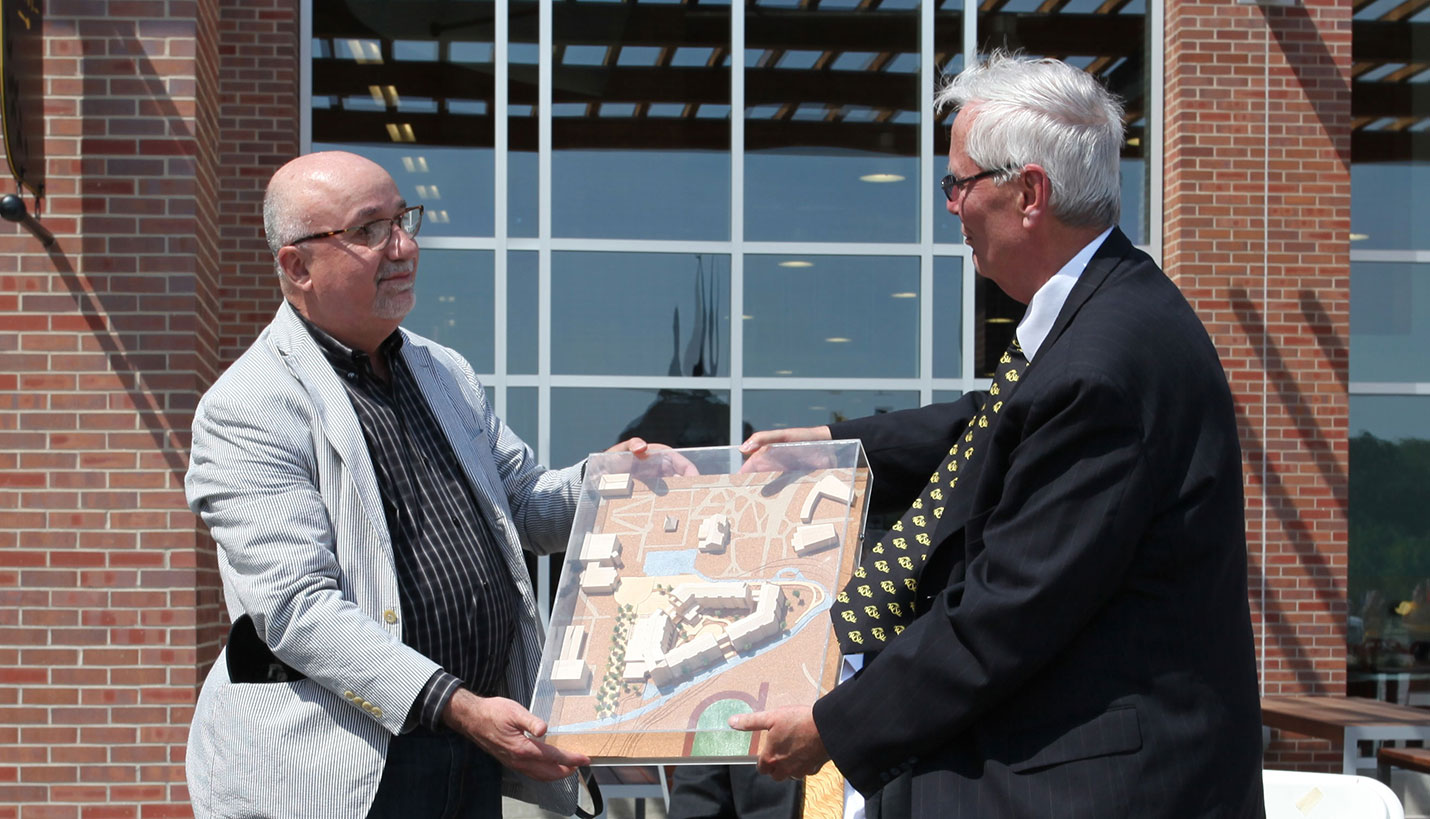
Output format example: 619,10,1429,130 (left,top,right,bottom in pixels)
300,316,517,730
